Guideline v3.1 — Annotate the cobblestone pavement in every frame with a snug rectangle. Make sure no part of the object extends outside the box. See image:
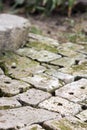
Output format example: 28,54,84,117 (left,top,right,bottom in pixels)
0,33,87,130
